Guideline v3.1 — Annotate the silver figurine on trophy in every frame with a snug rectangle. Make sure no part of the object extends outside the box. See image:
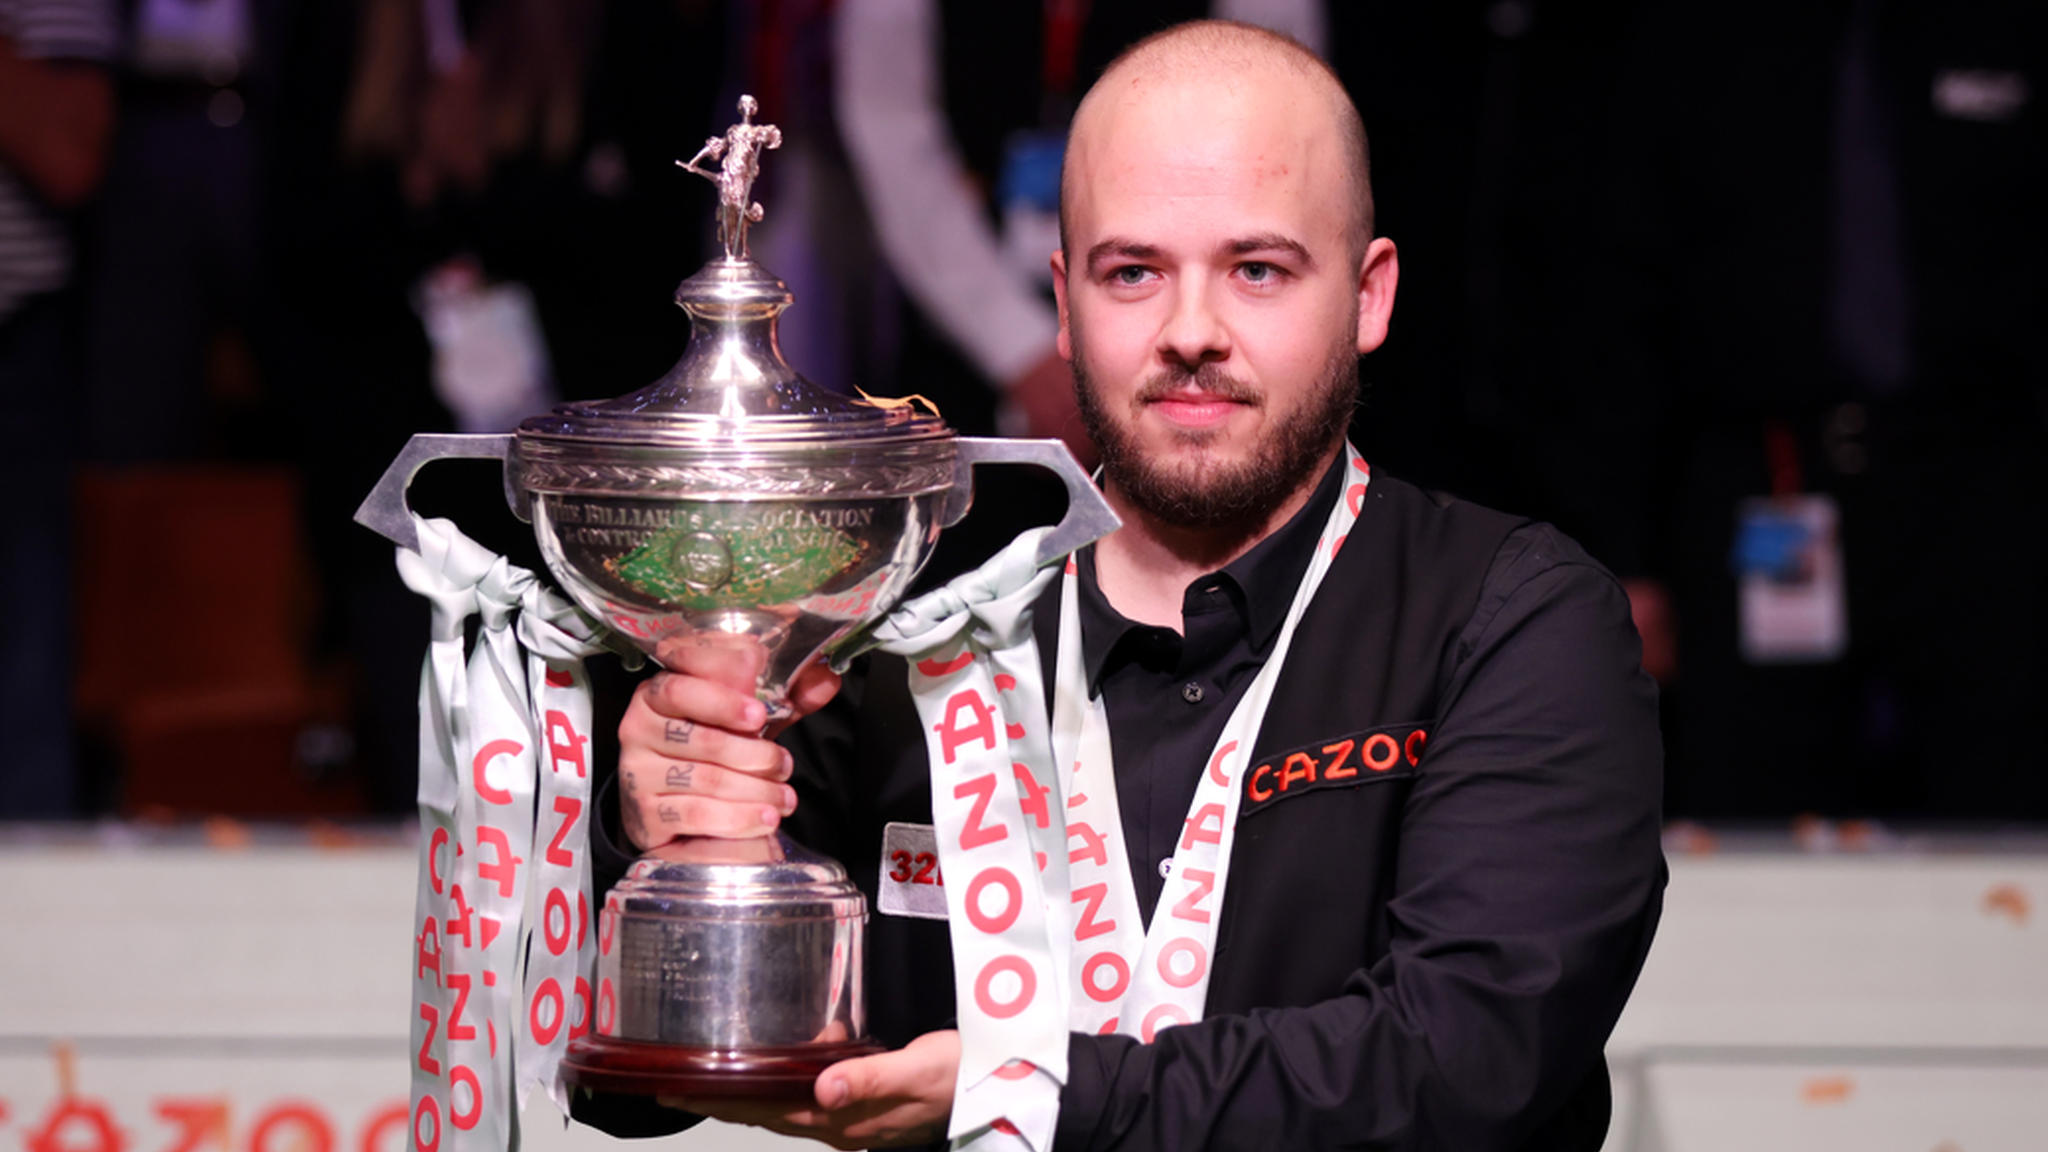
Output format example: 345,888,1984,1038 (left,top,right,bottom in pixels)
357,96,1115,1098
